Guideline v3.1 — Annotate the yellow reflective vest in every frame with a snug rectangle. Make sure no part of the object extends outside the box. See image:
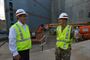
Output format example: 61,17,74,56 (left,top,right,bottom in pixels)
56,25,71,49
12,22,32,51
